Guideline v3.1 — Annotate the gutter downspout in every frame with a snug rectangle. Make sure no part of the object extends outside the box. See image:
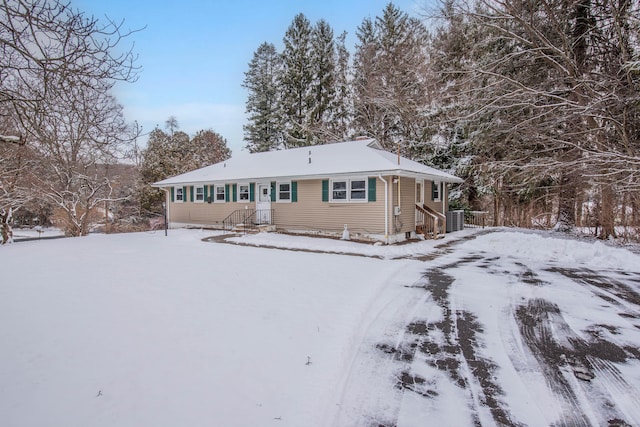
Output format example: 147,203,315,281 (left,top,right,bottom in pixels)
378,175,389,244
